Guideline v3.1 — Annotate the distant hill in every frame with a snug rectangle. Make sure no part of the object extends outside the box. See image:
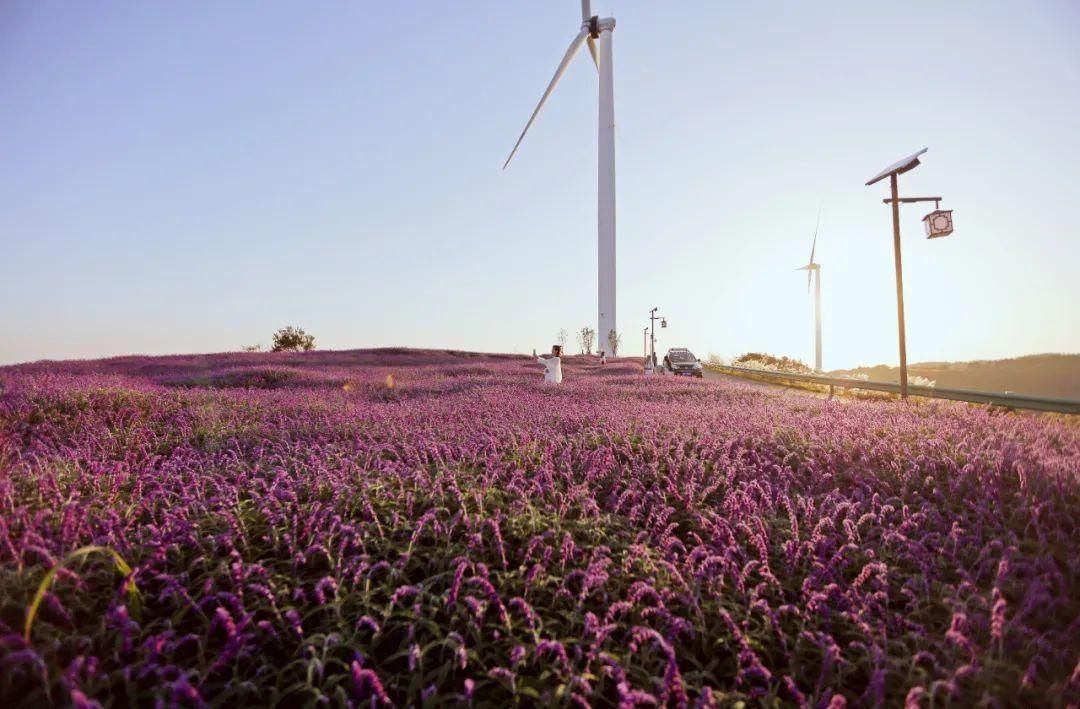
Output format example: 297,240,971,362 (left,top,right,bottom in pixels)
829,353,1080,400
